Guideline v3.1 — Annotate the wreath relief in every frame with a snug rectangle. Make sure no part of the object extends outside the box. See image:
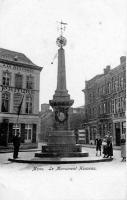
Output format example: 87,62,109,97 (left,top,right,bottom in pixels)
55,110,68,123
